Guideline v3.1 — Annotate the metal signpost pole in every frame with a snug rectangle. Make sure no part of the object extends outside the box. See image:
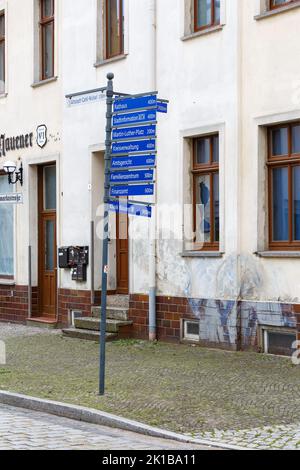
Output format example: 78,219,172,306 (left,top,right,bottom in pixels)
99,73,114,396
